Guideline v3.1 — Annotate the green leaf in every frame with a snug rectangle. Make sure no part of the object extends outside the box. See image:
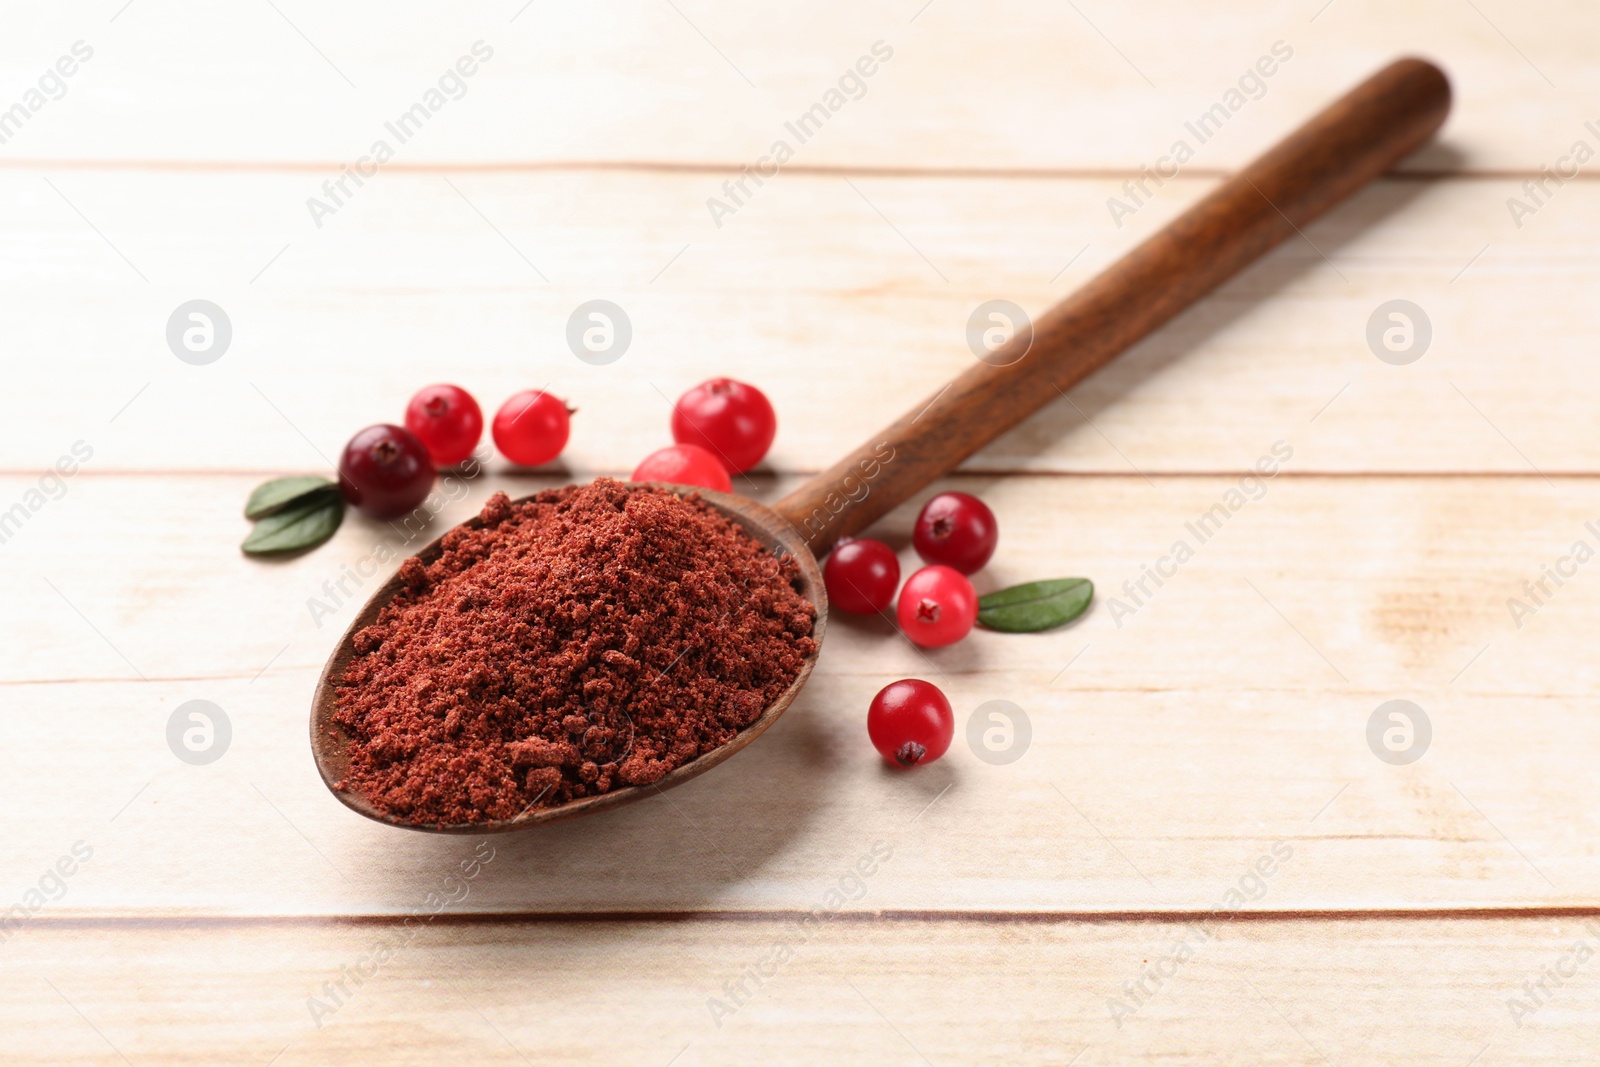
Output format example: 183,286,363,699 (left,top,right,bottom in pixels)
242,494,344,555
977,578,1093,633
245,475,338,519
